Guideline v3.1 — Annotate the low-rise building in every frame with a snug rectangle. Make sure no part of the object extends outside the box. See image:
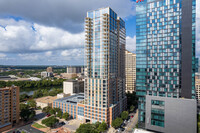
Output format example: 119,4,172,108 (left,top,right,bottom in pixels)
0,86,20,132
57,93,71,99
35,96,57,109
41,71,53,78
53,93,84,119
63,80,84,95
66,66,84,74
60,73,77,79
